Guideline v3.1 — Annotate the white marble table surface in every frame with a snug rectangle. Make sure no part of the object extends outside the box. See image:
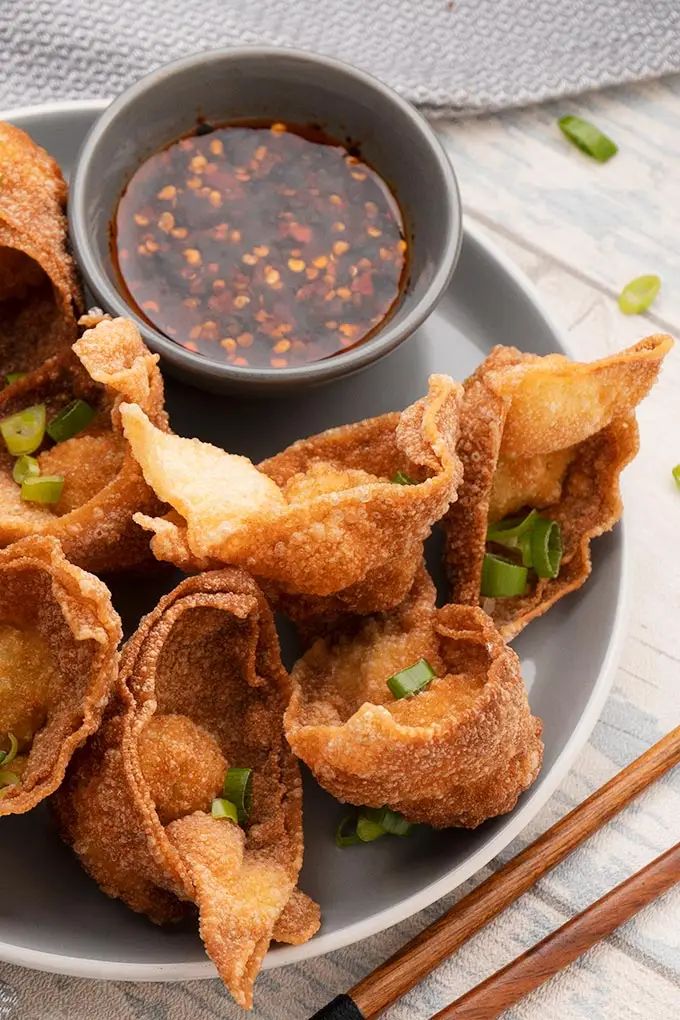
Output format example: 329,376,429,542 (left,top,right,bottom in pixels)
2,75,679,1020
